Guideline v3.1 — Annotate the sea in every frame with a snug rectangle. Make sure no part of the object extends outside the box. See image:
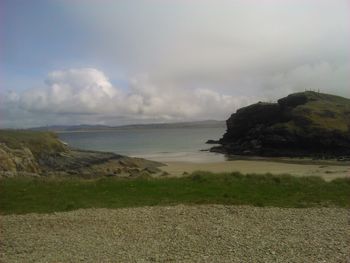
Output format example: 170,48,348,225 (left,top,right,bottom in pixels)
57,127,227,163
